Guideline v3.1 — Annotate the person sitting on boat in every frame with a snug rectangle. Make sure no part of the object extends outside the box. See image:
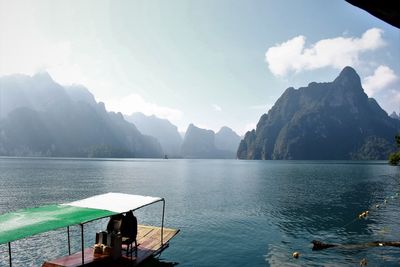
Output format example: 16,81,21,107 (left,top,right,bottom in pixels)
120,211,138,257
